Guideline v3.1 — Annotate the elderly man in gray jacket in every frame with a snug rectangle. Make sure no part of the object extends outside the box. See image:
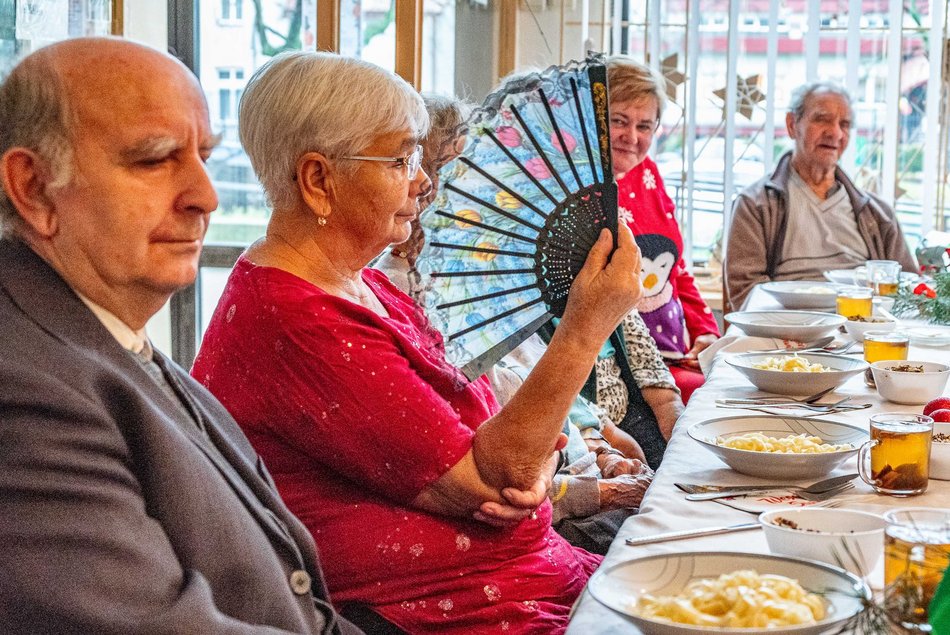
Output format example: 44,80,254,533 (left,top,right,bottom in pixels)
724,81,916,311
0,38,362,634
